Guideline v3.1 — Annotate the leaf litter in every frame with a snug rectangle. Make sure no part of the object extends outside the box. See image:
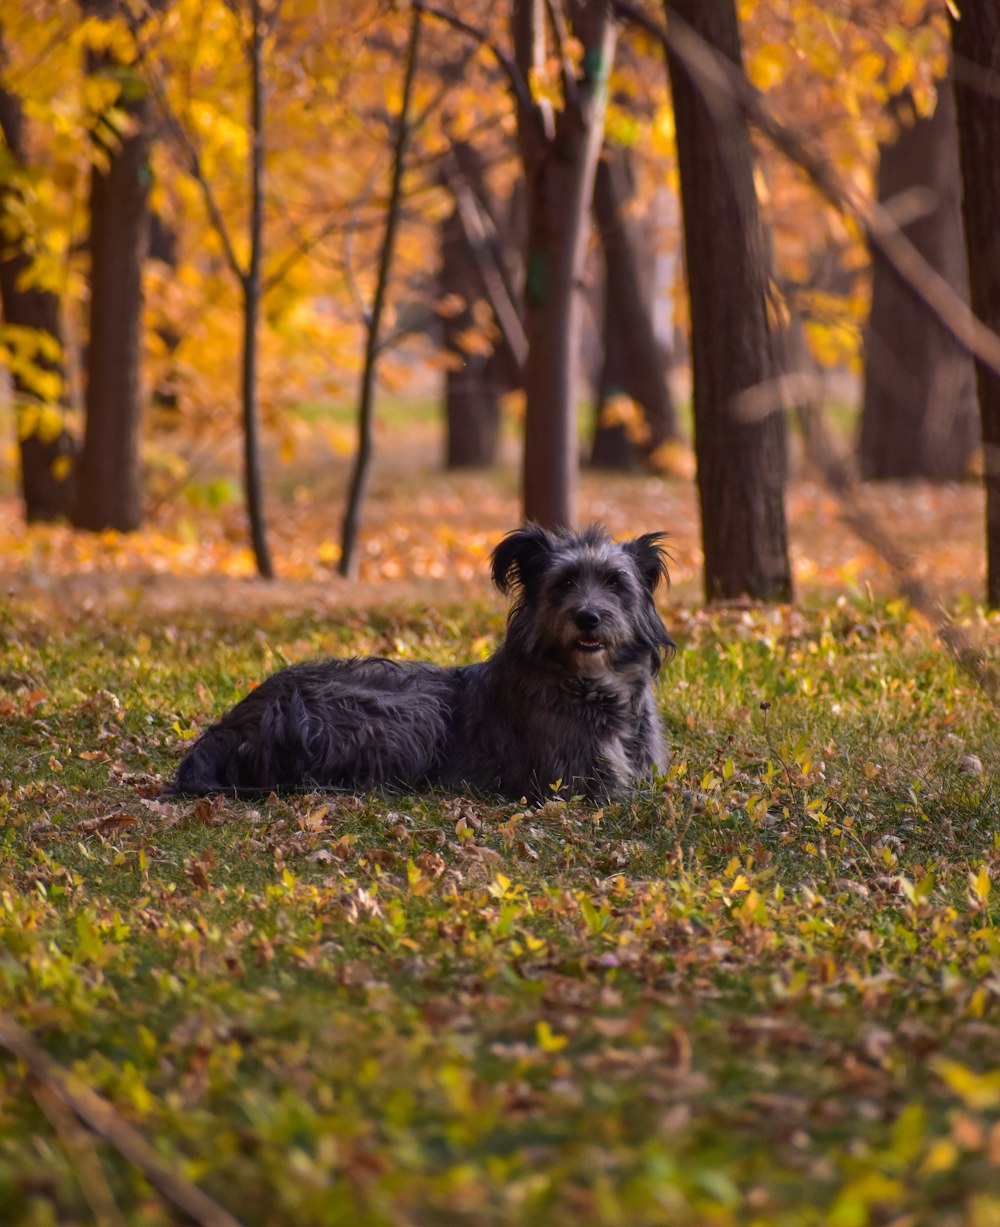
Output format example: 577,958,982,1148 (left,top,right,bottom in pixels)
0,467,997,1224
